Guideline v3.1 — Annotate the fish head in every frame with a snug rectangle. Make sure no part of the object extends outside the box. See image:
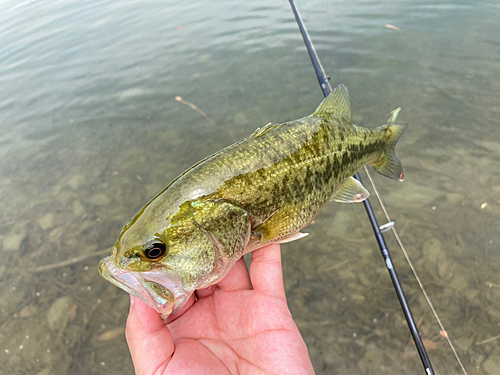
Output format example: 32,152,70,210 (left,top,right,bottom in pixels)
98,203,191,319
98,231,189,319
99,193,252,319
98,199,233,319
99,254,186,320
